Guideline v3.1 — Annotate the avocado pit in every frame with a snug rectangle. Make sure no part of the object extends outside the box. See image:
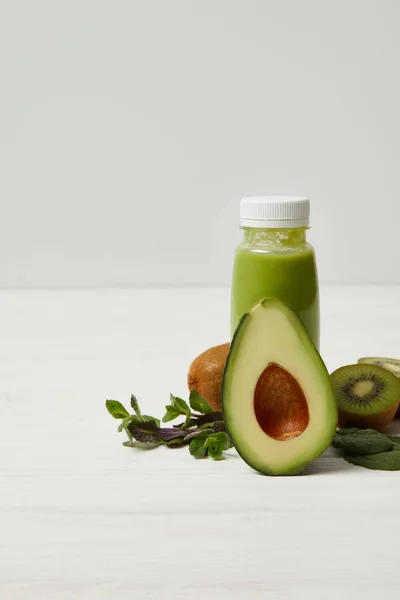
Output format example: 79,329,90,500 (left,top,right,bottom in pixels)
254,363,309,441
